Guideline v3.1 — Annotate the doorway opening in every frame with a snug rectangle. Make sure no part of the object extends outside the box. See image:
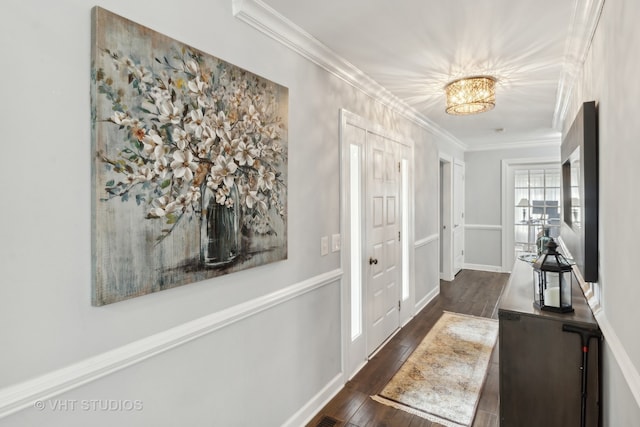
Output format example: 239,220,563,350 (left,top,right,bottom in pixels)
501,157,559,270
439,155,464,280
439,157,453,281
